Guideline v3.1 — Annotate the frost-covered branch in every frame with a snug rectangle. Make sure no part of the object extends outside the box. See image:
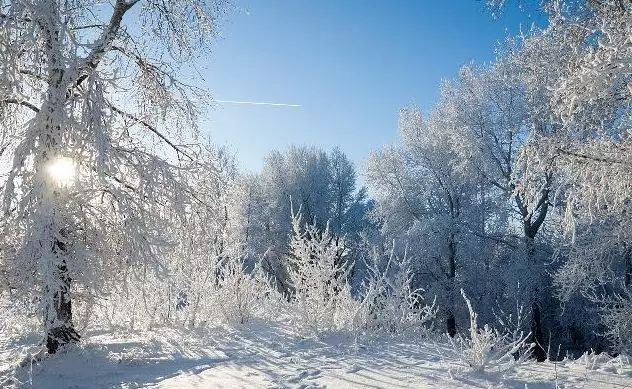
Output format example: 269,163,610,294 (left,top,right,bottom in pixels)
0,98,39,113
